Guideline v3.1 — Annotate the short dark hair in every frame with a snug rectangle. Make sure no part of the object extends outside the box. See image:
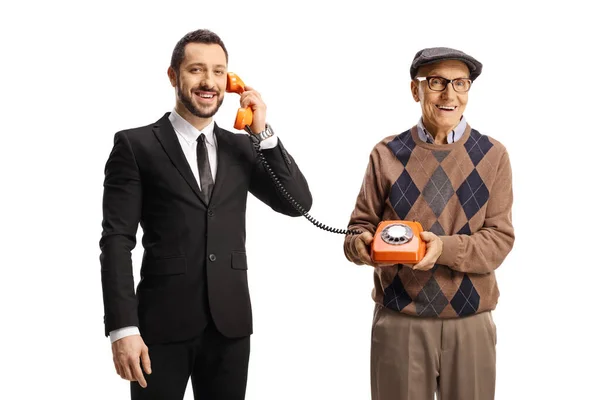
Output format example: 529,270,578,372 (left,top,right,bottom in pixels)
170,29,228,74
